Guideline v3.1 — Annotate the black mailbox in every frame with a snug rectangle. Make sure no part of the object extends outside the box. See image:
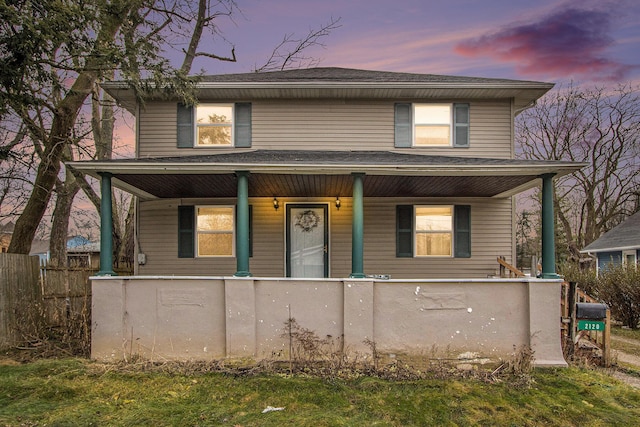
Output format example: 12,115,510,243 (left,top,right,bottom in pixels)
576,302,608,319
